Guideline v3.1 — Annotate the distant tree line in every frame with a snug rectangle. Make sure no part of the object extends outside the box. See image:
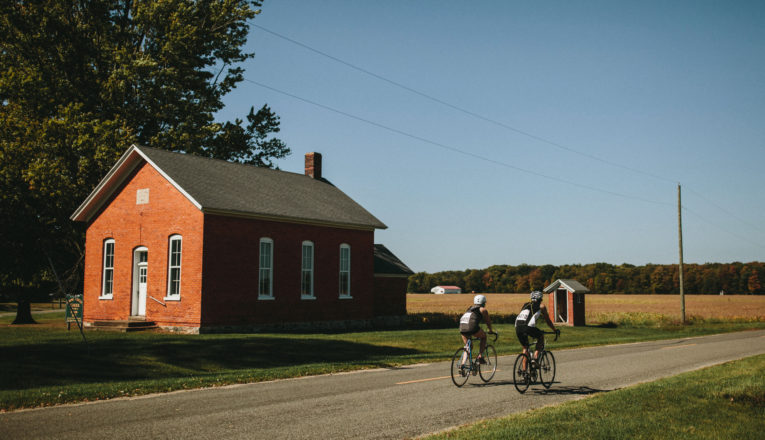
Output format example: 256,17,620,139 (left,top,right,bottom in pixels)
408,262,765,295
